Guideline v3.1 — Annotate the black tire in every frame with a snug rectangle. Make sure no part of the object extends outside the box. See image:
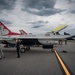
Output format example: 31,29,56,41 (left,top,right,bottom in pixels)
20,48,26,53
26,46,30,51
